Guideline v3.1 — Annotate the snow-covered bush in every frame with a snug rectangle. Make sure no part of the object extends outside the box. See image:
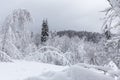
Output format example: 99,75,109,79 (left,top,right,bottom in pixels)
46,35,109,65
84,42,103,65
64,38,86,64
0,50,12,62
25,46,70,65
4,40,22,59
46,35,86,64
46,35,71,53
24,43,37,55
103,38,120,68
